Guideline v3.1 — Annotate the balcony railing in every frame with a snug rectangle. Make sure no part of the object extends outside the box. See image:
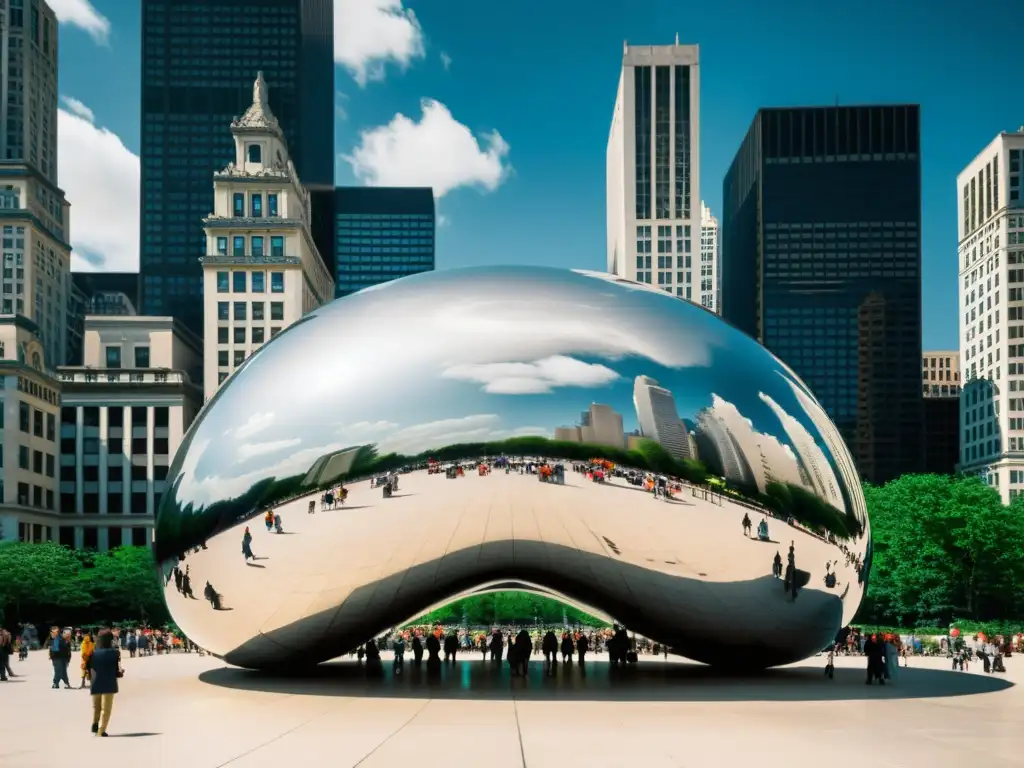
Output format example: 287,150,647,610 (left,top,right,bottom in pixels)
57,369,187,385
199,254,300,266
